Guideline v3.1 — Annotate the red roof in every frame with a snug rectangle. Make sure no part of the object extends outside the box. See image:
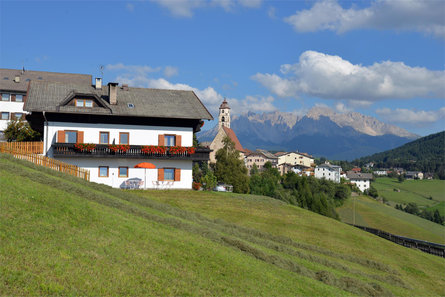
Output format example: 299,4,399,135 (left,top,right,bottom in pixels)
352,167,361,172
222,126,245,153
